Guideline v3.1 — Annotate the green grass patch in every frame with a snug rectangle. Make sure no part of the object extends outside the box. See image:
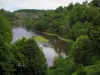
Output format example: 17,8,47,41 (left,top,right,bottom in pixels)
34,36,49,42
